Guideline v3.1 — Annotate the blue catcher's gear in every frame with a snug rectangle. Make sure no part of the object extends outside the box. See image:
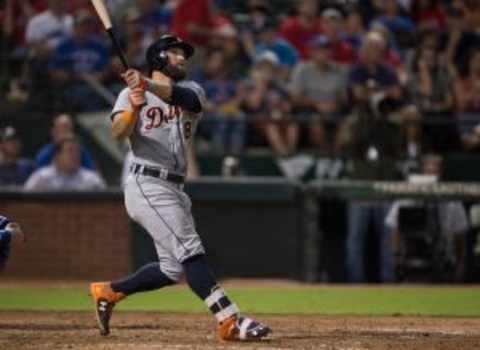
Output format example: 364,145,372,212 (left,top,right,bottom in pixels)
0,216,12,270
